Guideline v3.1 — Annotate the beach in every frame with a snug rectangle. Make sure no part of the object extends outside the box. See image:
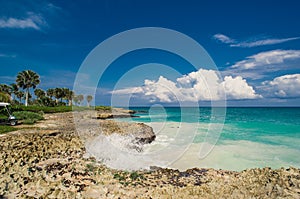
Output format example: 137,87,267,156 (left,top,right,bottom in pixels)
0,110,300,198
